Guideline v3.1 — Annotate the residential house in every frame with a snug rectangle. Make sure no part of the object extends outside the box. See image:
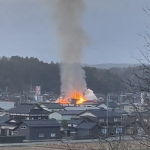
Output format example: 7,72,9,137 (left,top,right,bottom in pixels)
80,109,122,135
12,119,60,140
64,119,84,137
76,122,100,138
114,109,128,120
96,101,120,110
0,118,20,136
80,109,121,124
127,111,150,136
49,110,85,122
39,103,64,112
123,103,144,113
0,114,11,136
8,103,49,120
